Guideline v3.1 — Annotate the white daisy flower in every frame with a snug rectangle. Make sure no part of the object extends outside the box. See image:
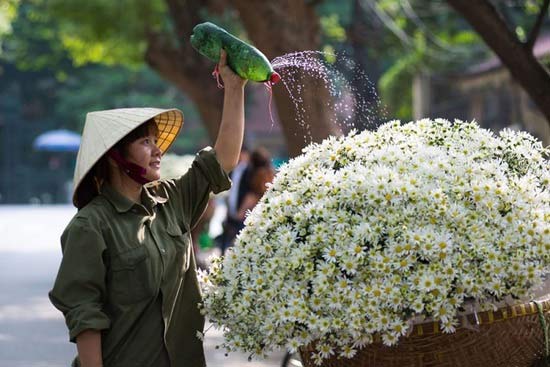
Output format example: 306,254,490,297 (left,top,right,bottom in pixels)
198,120,549,364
